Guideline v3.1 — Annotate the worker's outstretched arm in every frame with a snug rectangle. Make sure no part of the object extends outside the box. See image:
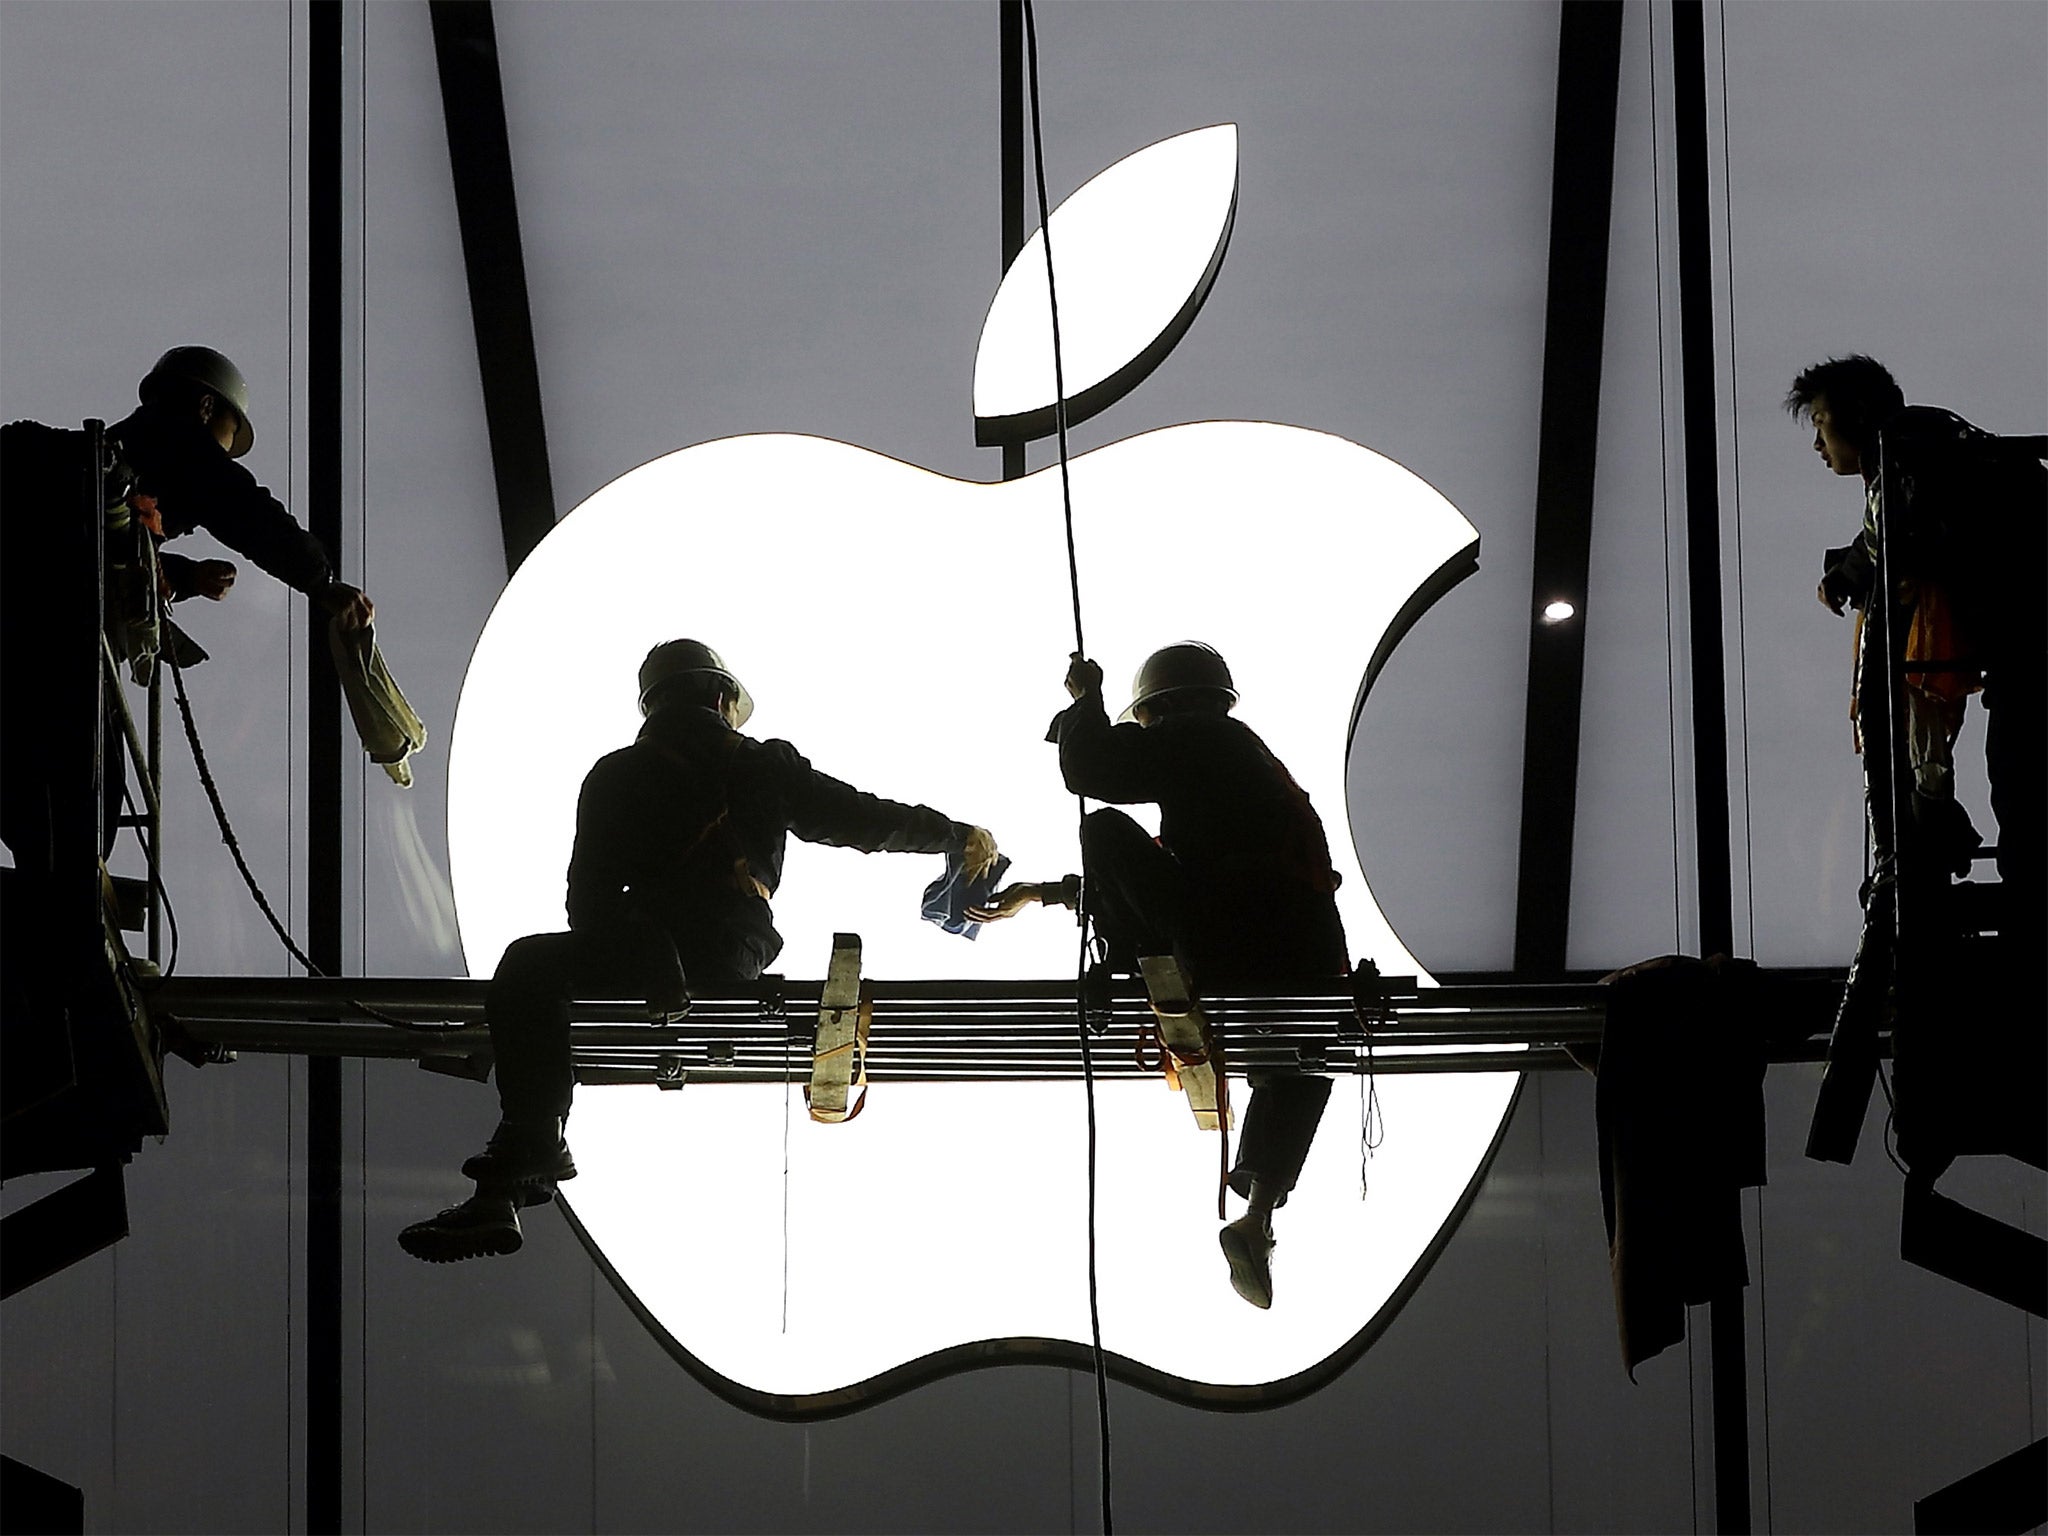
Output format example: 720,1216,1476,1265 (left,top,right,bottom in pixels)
778,743,991,870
